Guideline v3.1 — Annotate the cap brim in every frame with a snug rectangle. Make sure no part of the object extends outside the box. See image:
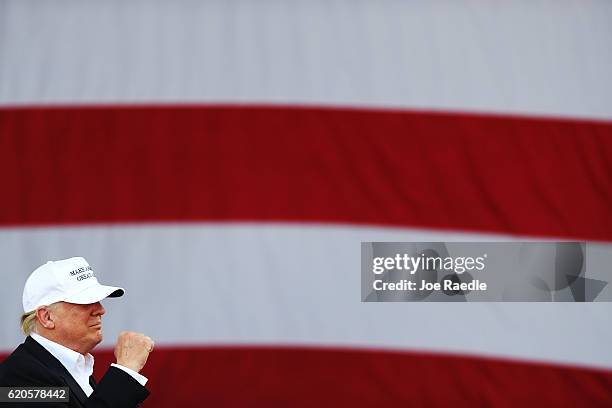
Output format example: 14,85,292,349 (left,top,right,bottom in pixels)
63,284,125,304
